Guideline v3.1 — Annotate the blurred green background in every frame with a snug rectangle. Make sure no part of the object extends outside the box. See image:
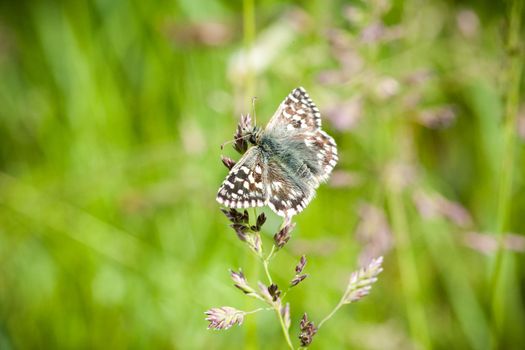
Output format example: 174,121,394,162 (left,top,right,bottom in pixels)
0,0,524,349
